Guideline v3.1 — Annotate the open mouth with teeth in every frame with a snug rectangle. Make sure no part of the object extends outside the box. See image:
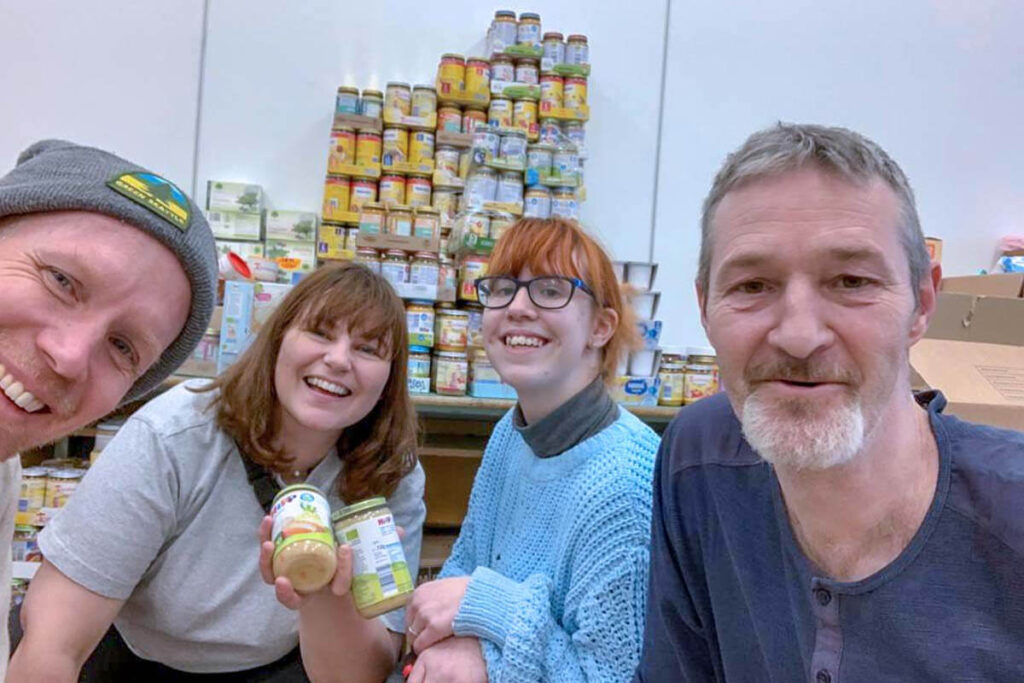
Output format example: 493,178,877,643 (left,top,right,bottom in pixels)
0,363,48,414
304,376,352,398
504,334,550,349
